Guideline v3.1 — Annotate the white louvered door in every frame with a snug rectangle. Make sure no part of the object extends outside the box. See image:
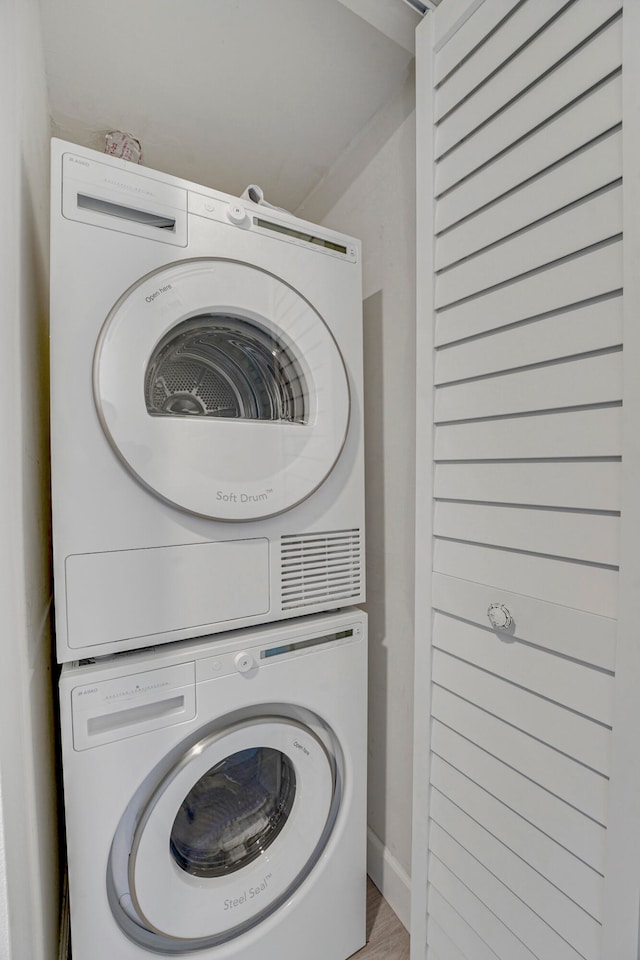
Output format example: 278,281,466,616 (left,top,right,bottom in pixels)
412,2,640,959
